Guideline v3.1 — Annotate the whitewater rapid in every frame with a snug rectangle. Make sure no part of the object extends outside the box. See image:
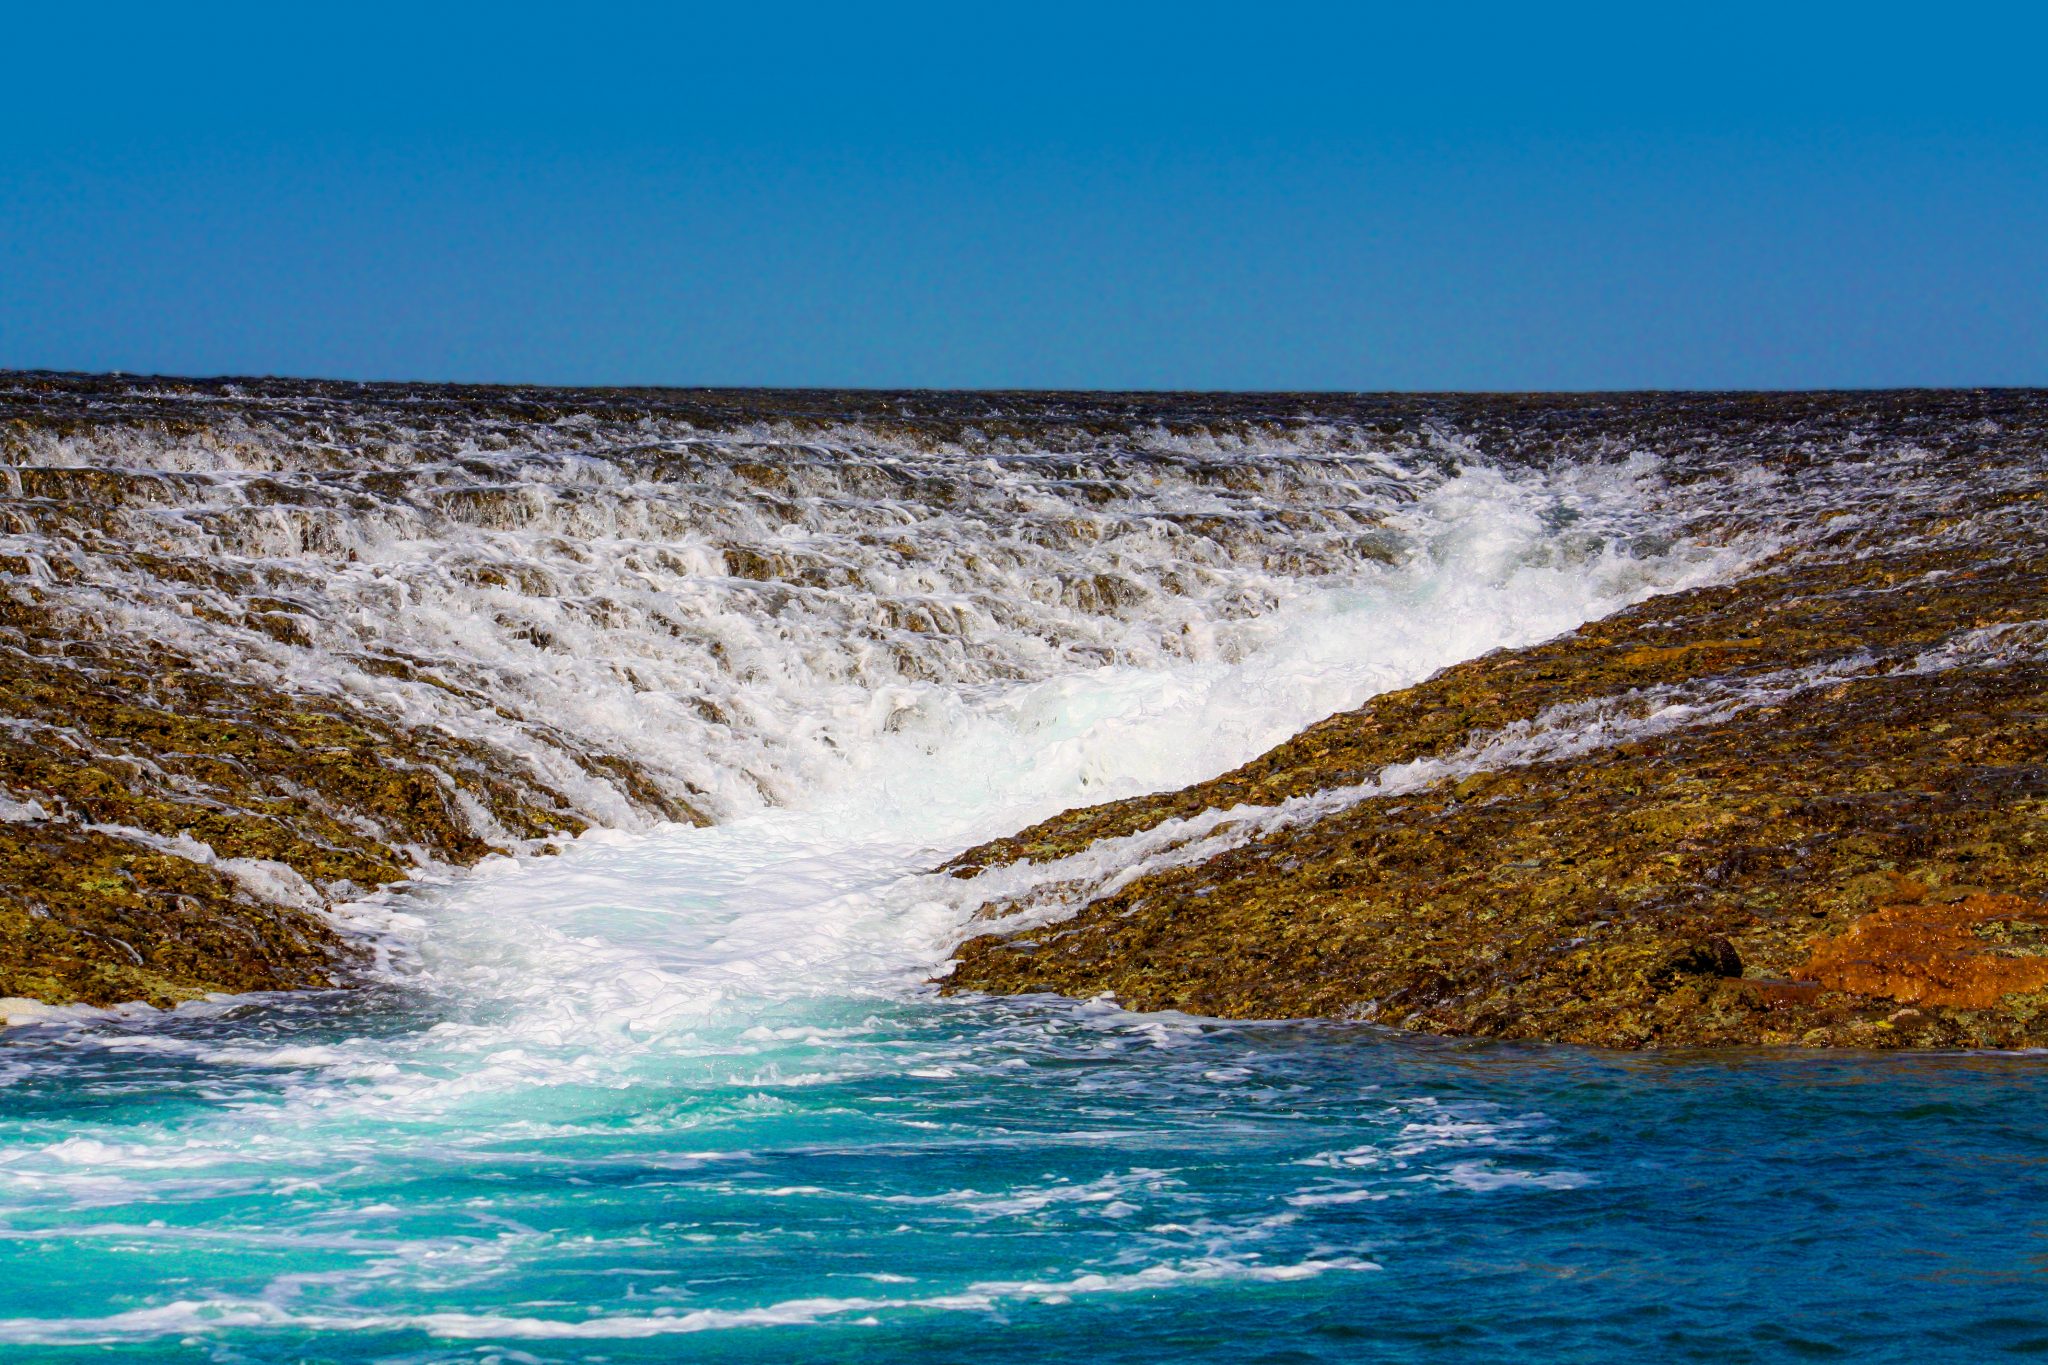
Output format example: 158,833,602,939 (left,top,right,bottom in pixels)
262,456,1749,1068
